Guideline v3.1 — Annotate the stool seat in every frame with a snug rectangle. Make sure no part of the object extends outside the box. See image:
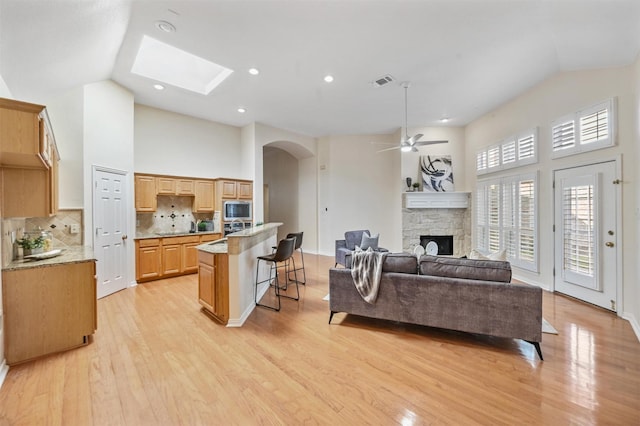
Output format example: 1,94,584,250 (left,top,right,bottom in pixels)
254,237,299,311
